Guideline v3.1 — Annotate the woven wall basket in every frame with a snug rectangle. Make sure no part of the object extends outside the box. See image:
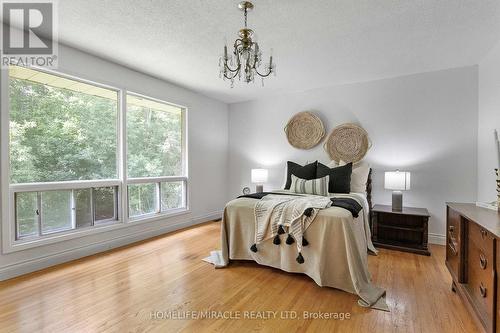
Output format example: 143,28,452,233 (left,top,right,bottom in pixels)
284,111,325,149
324,123,371,163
